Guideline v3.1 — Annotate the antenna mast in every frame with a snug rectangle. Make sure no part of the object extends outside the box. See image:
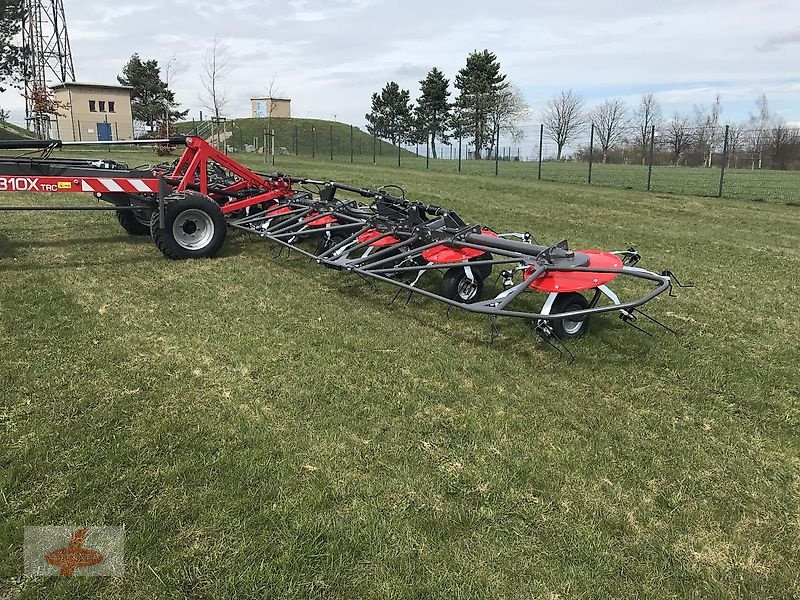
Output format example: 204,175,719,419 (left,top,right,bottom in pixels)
21,0,76,137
